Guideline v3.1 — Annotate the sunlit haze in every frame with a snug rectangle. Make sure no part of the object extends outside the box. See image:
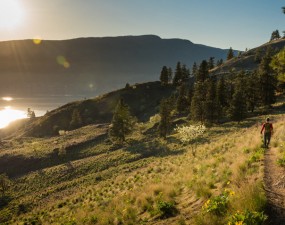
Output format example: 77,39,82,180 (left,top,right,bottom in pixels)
0,0,284,50
0,0,24,29
0,106,27,128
